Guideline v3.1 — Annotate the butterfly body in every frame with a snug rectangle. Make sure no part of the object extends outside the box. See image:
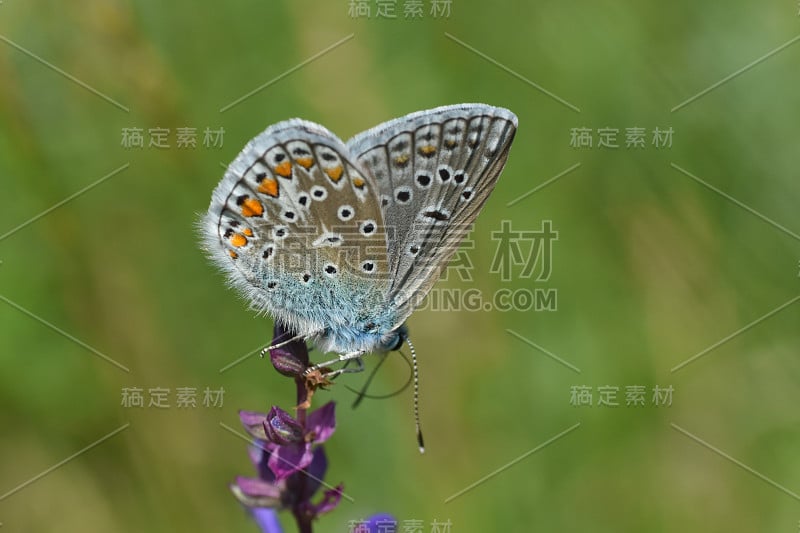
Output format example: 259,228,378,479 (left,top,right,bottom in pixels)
202,104,517,357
